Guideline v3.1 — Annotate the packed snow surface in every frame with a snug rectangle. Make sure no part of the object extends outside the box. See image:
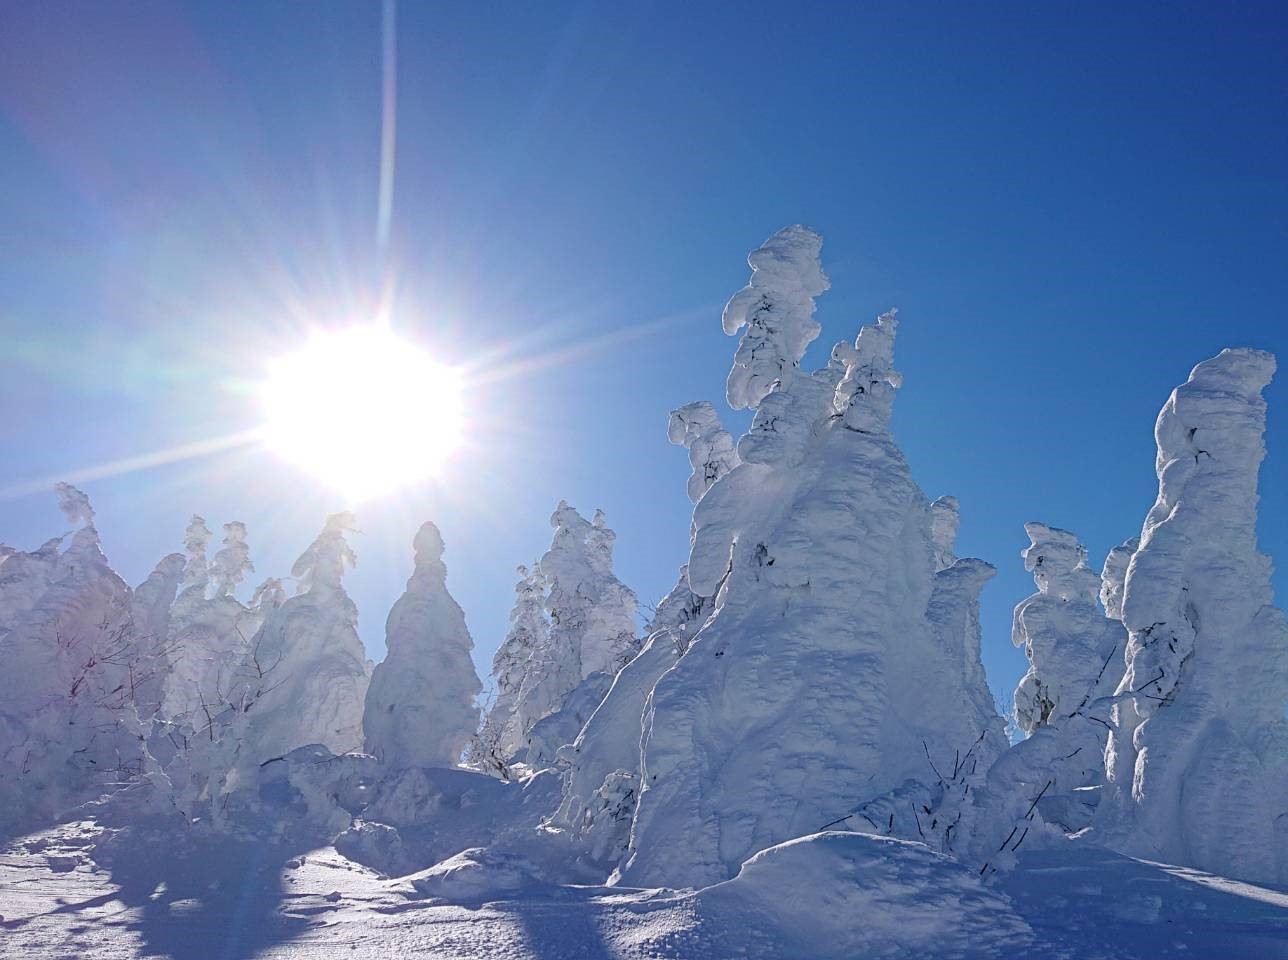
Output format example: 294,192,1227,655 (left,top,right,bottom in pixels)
4,818,1288,959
